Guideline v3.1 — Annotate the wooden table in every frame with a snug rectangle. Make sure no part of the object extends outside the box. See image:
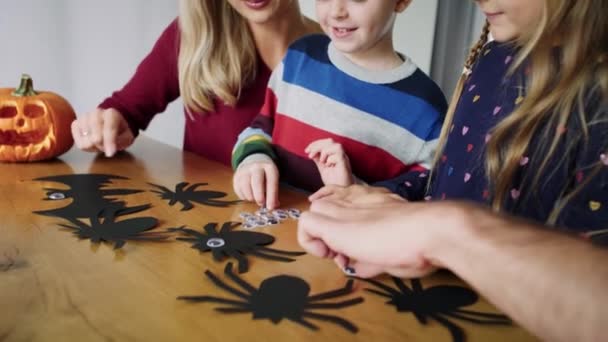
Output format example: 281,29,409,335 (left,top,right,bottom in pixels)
0,136,536,341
